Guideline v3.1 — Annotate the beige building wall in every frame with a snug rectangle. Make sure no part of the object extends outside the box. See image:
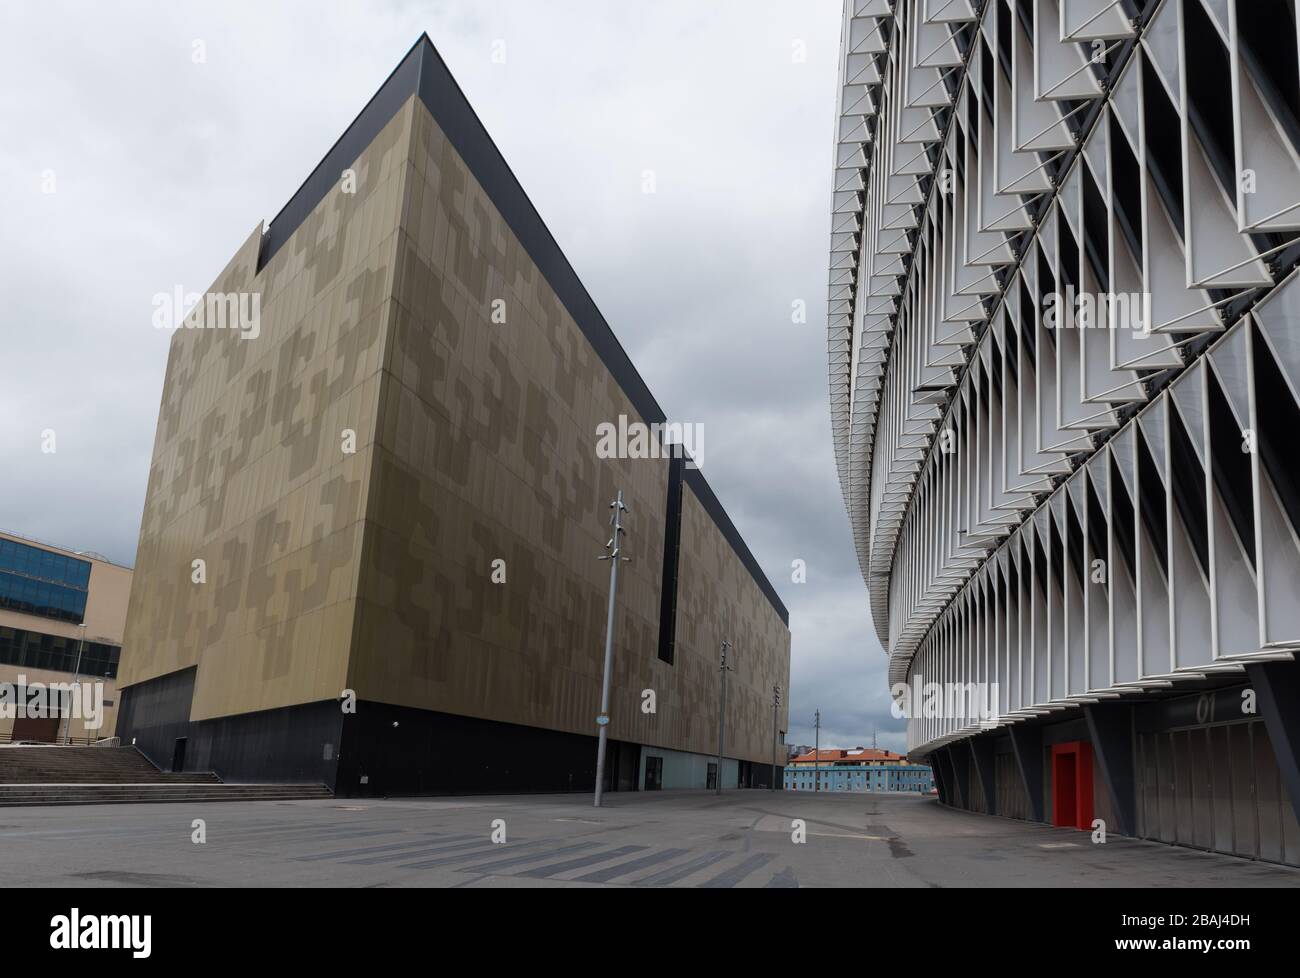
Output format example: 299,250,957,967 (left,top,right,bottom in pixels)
118,105,416,721
348,98,788,764
672,485,791,763
350,95,668,738
120,92,789,768
83,562,133,645
0,665,119,743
